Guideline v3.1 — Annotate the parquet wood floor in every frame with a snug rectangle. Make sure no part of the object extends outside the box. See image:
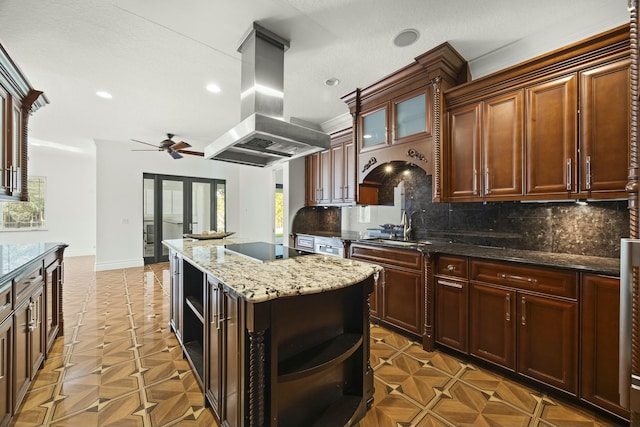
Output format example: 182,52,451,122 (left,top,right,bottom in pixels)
9,256,625,426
